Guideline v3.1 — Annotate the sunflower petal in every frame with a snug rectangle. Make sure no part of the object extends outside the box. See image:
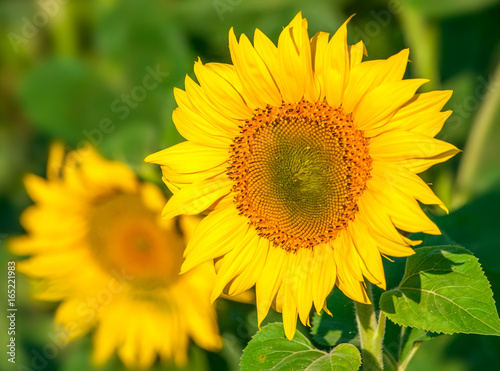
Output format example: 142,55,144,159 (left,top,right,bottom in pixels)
229,29,282,108
256,247,287,327
181,206,247,273
370,130,460,172
311,243,337,314
355,78,429,130
343,48,410,112
194,59,252,119
161,178,231,219
277,12,316,103
324,15,354,107
145,141,228,174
